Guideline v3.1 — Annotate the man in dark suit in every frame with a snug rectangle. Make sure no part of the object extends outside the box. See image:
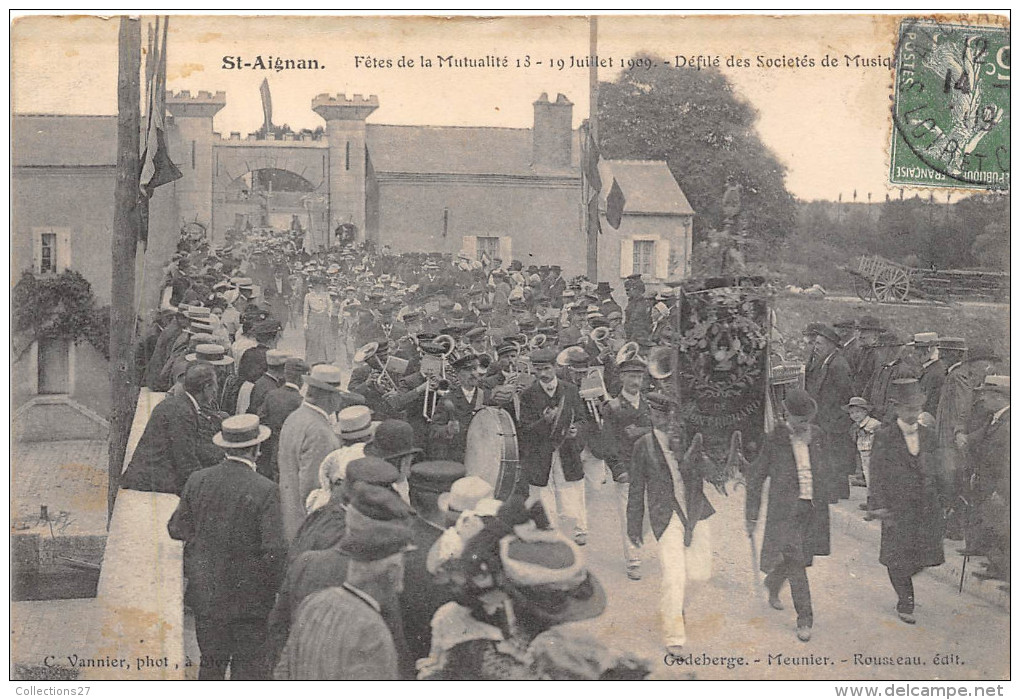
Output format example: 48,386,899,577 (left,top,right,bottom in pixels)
248,349,288,415
429,354,492,464
256,357,308,481
601,358,652,579
401,461,465,677
745,388,831,643
627,391,715,655
121,363,223,495
519,347,590,545
909,332,947,417
623,274,652,344
168,413,286,679
803,323,855,501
